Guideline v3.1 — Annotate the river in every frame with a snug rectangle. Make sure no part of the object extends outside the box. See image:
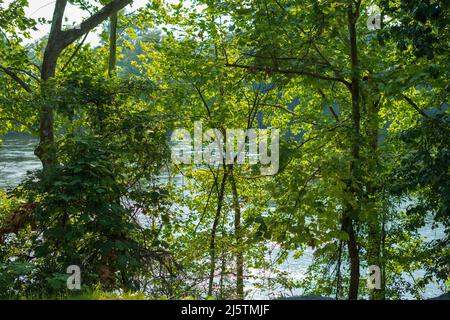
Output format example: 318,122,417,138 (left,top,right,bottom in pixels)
0,135,444,299
0,134,42,189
